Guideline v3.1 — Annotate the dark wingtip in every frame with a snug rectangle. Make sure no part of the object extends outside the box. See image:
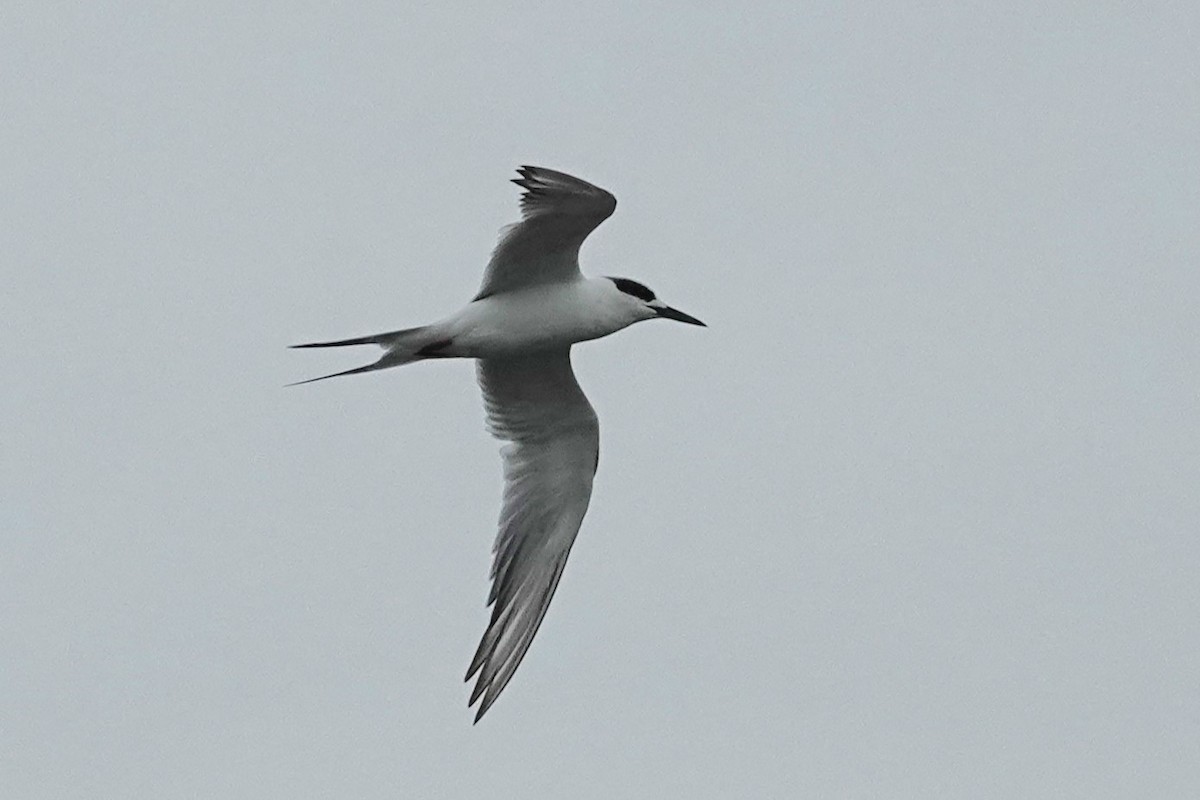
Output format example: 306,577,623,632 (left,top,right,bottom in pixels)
471,693,495,724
